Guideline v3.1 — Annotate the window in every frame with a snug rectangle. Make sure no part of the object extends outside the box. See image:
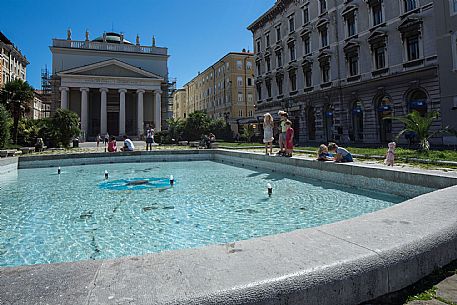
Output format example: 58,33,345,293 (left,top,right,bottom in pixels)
374,46,386,69
303,7,310,24
289,15,295,33
249,110,253,117
345,12,357,37
348,54,359,76
320,27,329,48
289,42,296,61
266,33,270,47
256,61,261,75
276,75,283,95
238,93,243,102
321,62,330,83
266,79,272,98
303,63,312,87
248,94,253,102
237,76,243,87
246,61,252,70
403,0,416,12
239,109,243,117
406,35,420,61
247,78,253,86
320,0,327,14
371,2,383,26
256,83,262,100
256,39,261,53
237,60,242,70
276,26,281,42
266,56,271,72
303,35,311,54
289,70,297,92
453,0,457,14
276,51,283,67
